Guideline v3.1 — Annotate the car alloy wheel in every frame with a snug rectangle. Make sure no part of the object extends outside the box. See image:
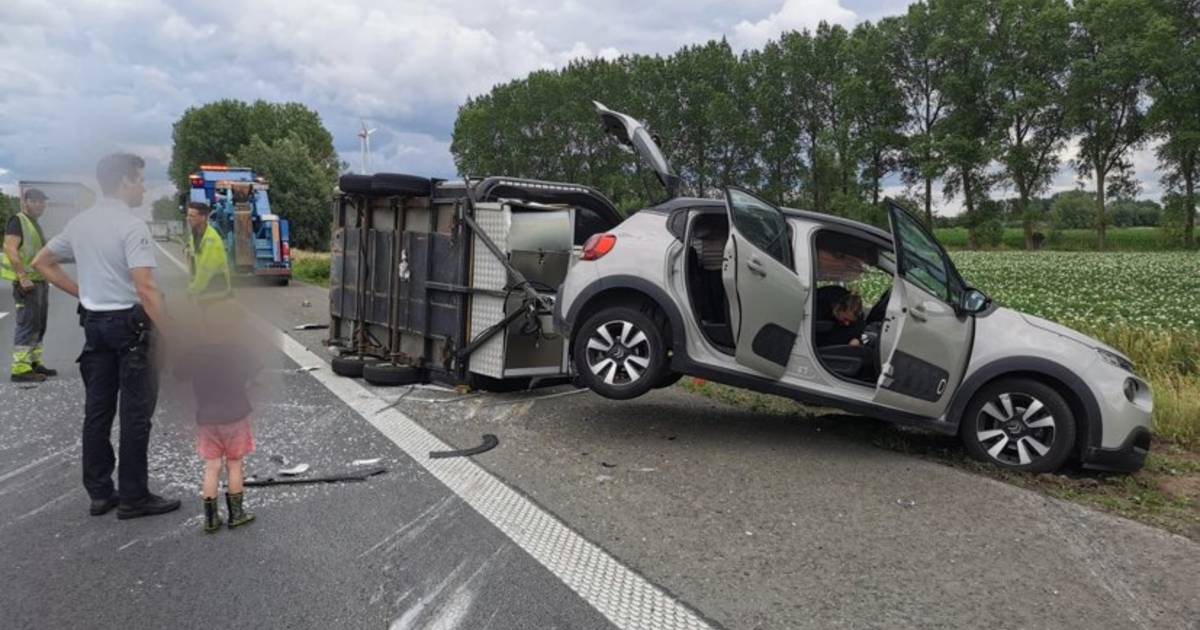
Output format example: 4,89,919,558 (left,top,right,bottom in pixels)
974,392,1057,467
585,320,652,386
